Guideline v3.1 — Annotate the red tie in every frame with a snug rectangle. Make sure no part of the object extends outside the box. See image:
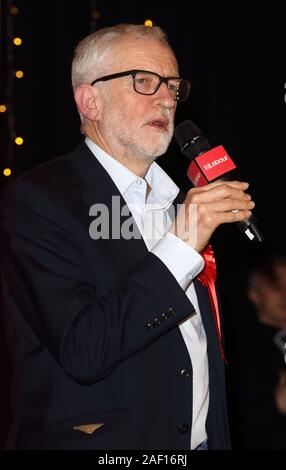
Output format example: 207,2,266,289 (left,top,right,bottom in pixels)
197,245,226,362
